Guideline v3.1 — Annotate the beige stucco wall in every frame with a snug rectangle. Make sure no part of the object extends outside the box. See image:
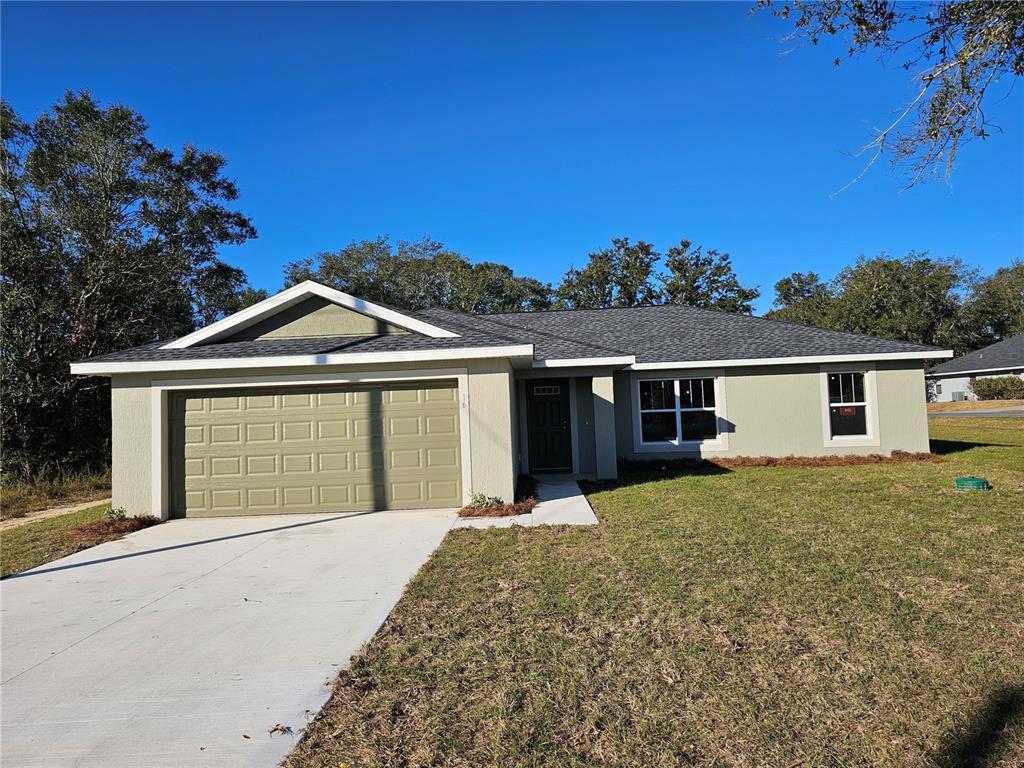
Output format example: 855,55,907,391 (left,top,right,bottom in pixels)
111,376,154,516
613,360,930,460
108,358,517,517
